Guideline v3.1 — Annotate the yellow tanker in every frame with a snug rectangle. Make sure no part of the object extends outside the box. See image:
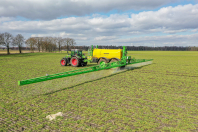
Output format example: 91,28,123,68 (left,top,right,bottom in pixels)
90,48,123,65
93,49,122,60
